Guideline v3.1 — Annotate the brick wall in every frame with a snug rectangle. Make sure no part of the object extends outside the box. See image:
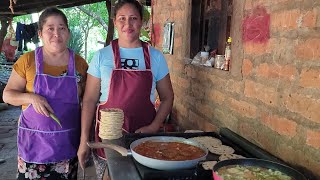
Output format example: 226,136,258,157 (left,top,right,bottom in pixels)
152,0,320,178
